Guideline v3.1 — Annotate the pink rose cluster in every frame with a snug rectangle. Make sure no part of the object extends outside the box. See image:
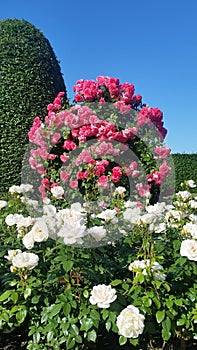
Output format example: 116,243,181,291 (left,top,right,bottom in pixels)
73,76,142,111
28,77,171,203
